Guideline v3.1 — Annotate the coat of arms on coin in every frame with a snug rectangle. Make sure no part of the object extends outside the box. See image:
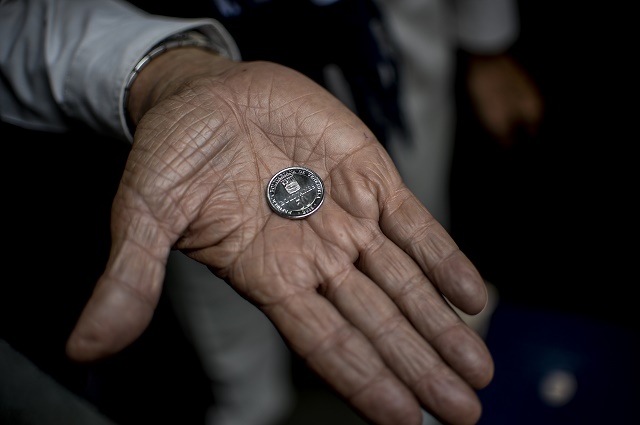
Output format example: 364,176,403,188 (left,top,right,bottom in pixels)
266,167,325,219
